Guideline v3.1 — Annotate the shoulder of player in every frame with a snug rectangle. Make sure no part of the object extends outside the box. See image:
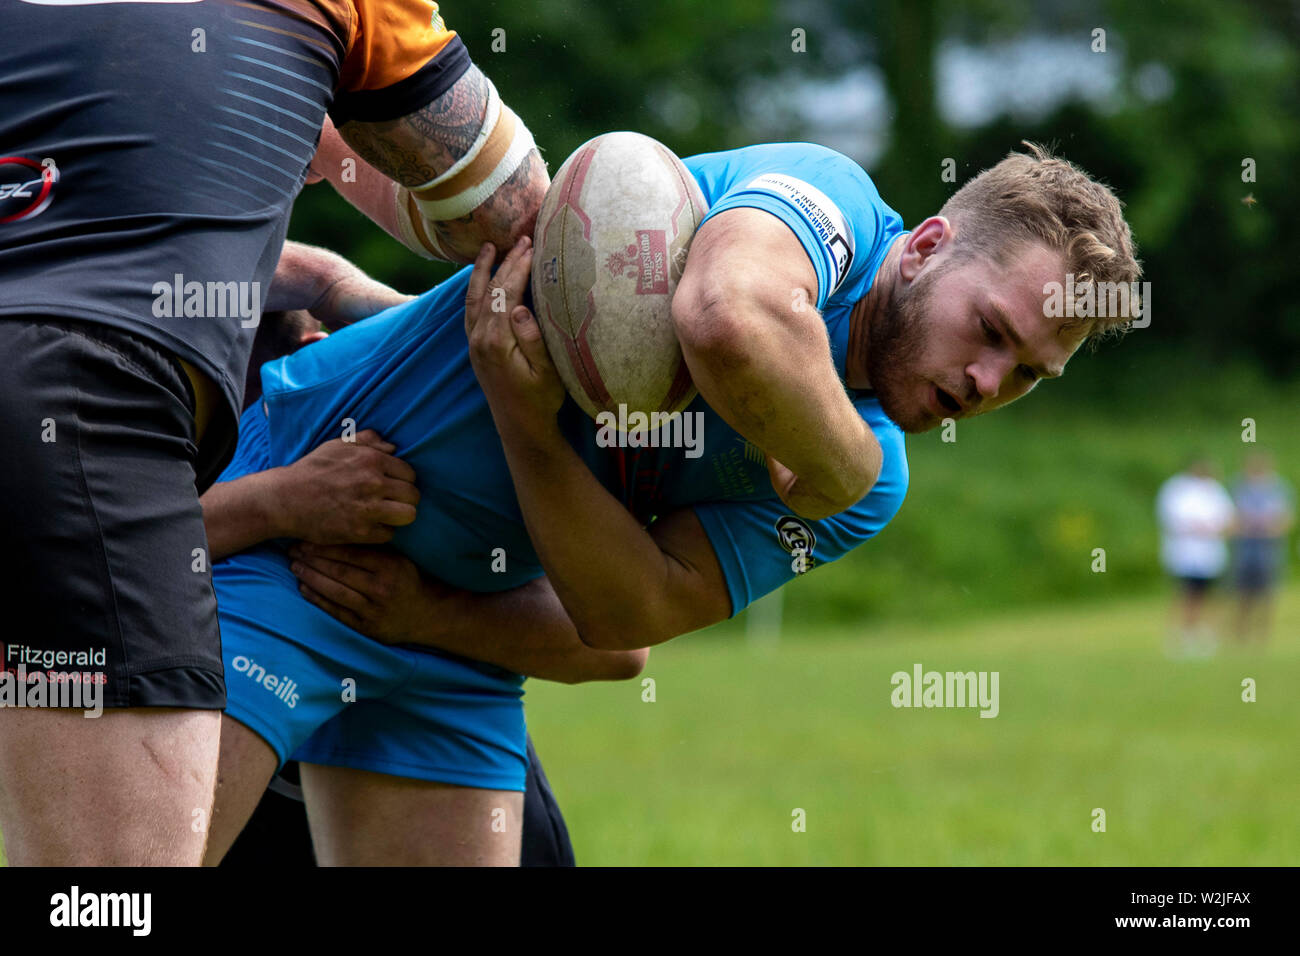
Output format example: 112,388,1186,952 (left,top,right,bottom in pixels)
689,143,880,201
688,141,860,167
